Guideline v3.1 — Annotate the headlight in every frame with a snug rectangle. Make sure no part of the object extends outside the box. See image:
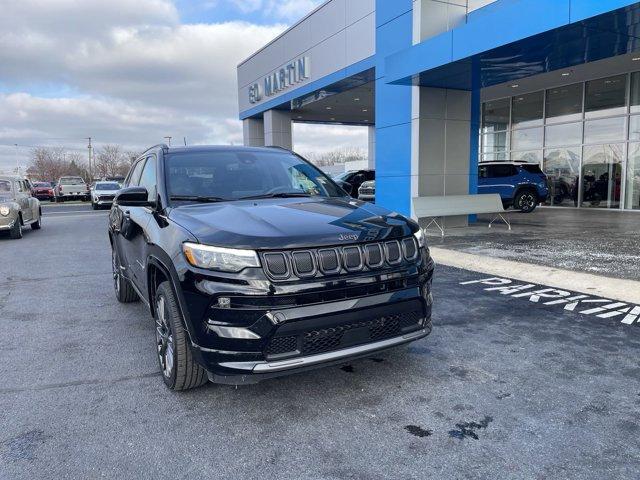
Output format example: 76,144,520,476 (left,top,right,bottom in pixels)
413,228,427,249
182,242,260,272
0,205,10,216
